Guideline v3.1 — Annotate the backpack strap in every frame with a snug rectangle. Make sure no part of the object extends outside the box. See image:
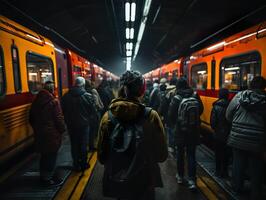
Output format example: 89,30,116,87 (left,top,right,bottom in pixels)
143,107,152,119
